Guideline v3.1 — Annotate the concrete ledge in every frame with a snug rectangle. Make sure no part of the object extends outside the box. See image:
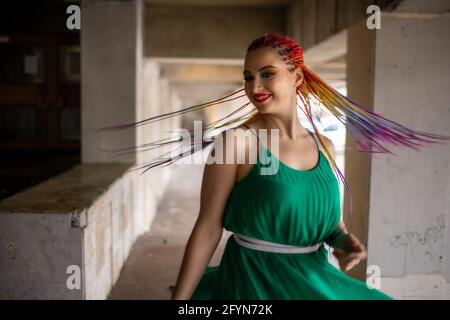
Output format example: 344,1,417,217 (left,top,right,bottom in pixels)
0,163,169,299
0,163,131,215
